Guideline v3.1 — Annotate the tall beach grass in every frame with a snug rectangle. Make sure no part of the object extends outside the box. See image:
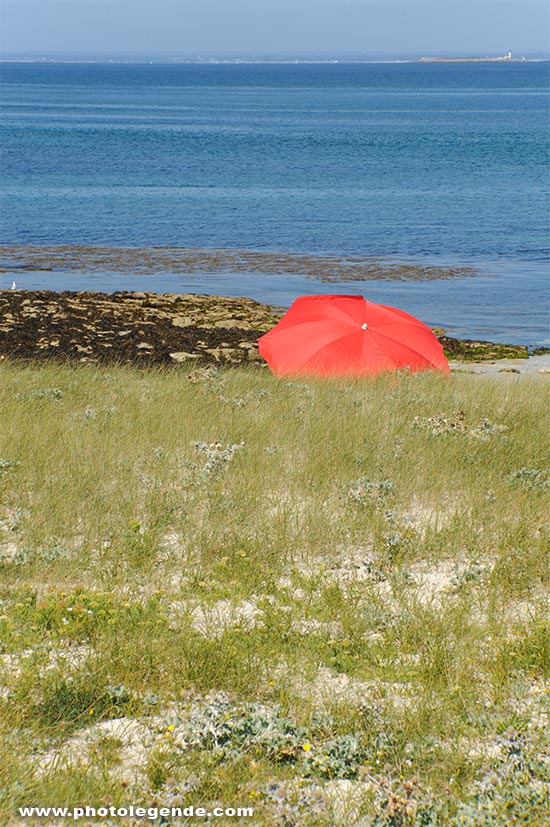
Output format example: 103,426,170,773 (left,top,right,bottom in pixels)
0,361,548,825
